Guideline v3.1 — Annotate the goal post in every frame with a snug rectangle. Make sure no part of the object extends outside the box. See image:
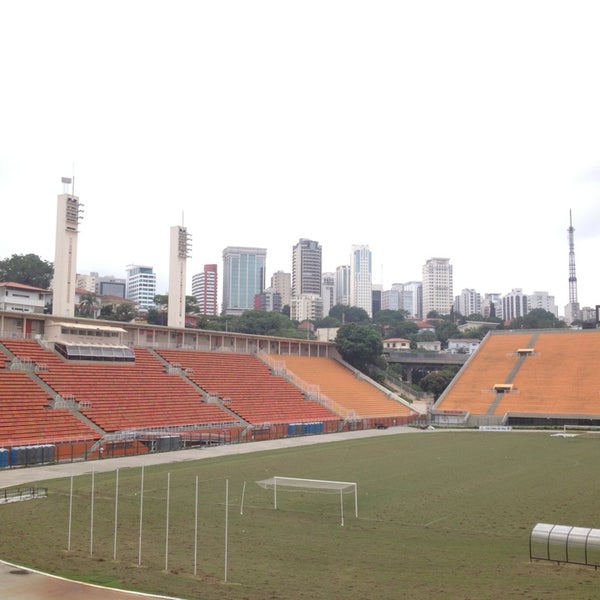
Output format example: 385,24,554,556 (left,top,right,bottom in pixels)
256,476,358,526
